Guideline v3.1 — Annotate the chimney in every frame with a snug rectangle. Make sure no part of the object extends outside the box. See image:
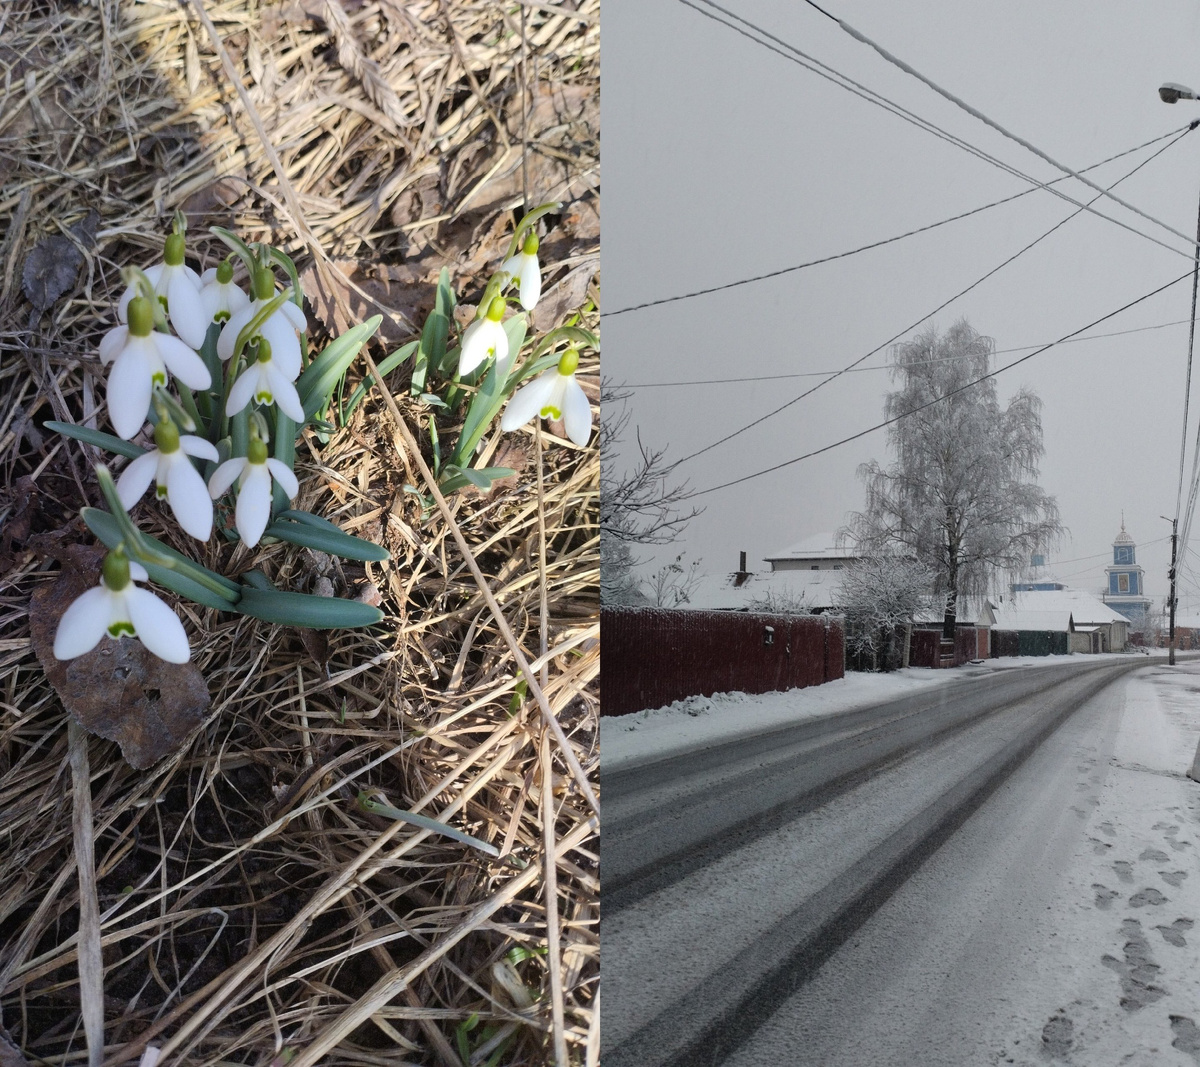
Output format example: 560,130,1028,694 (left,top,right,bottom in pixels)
734,549,750,587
